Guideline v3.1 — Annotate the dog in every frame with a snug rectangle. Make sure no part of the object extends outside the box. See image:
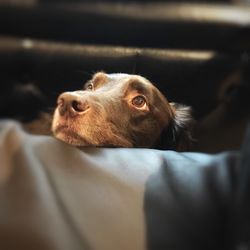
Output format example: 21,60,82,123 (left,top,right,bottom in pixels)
52,72,193,151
